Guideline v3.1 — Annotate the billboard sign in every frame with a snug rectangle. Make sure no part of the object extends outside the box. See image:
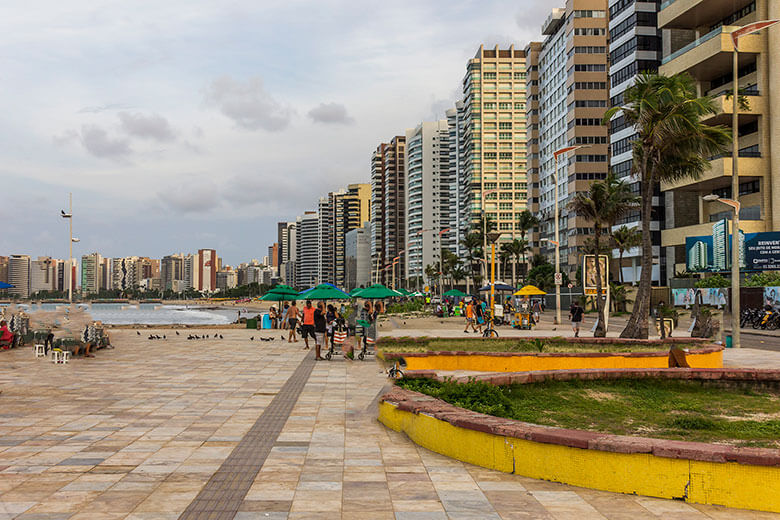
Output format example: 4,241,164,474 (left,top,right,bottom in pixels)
685,219,780,272
582,255,608,295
